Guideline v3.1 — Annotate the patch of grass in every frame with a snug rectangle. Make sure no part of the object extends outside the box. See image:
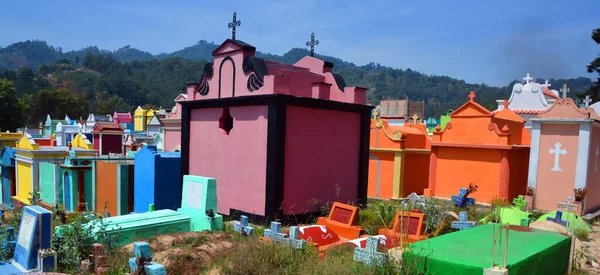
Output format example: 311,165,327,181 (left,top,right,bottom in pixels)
575,228,590,242
104,248,130,275
359,200,401,235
